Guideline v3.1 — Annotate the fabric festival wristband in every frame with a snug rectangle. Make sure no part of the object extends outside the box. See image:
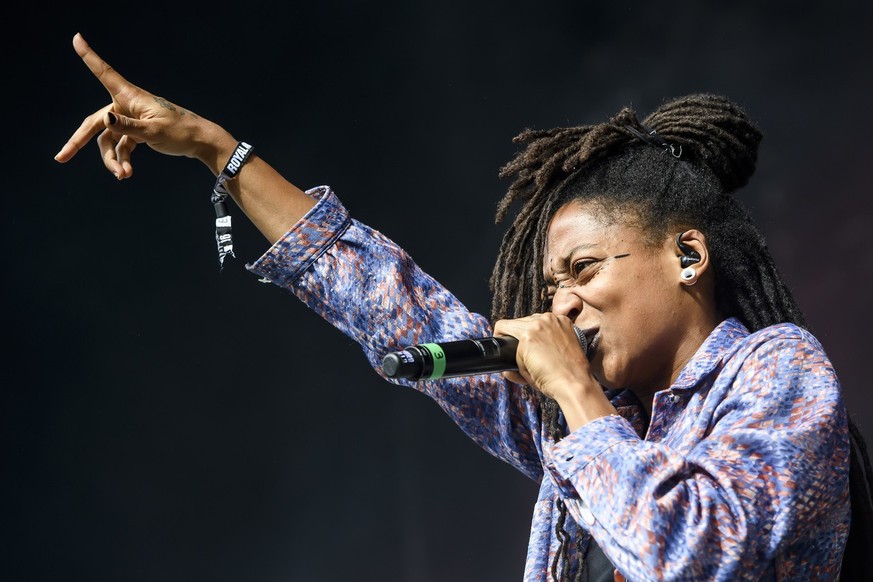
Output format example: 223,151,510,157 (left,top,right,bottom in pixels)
211,141,254,269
